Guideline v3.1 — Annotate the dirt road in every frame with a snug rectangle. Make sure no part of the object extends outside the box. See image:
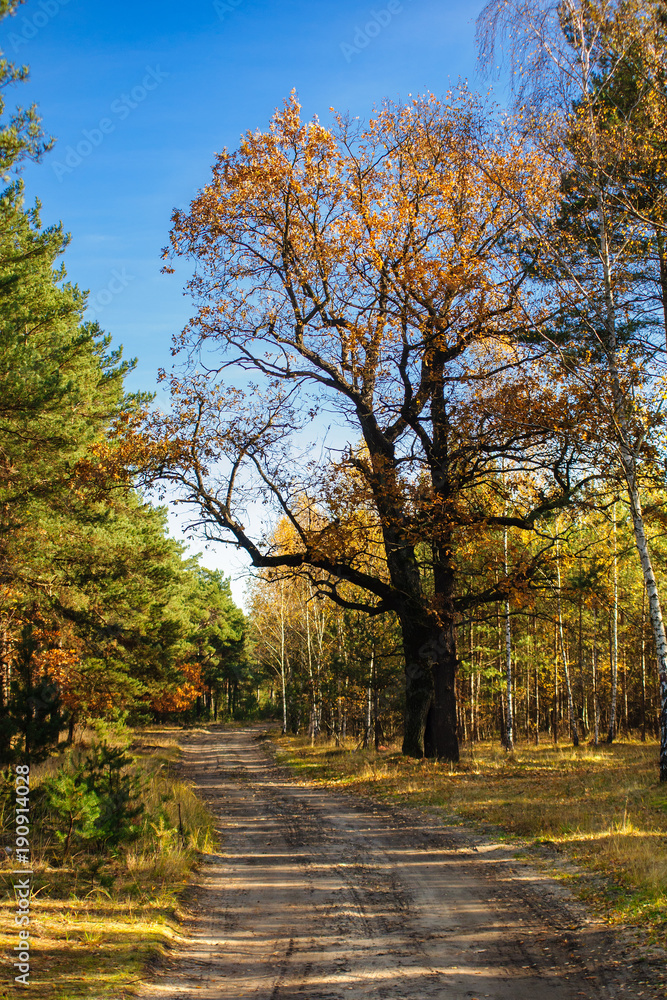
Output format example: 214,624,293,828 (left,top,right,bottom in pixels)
141,726,658,1000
